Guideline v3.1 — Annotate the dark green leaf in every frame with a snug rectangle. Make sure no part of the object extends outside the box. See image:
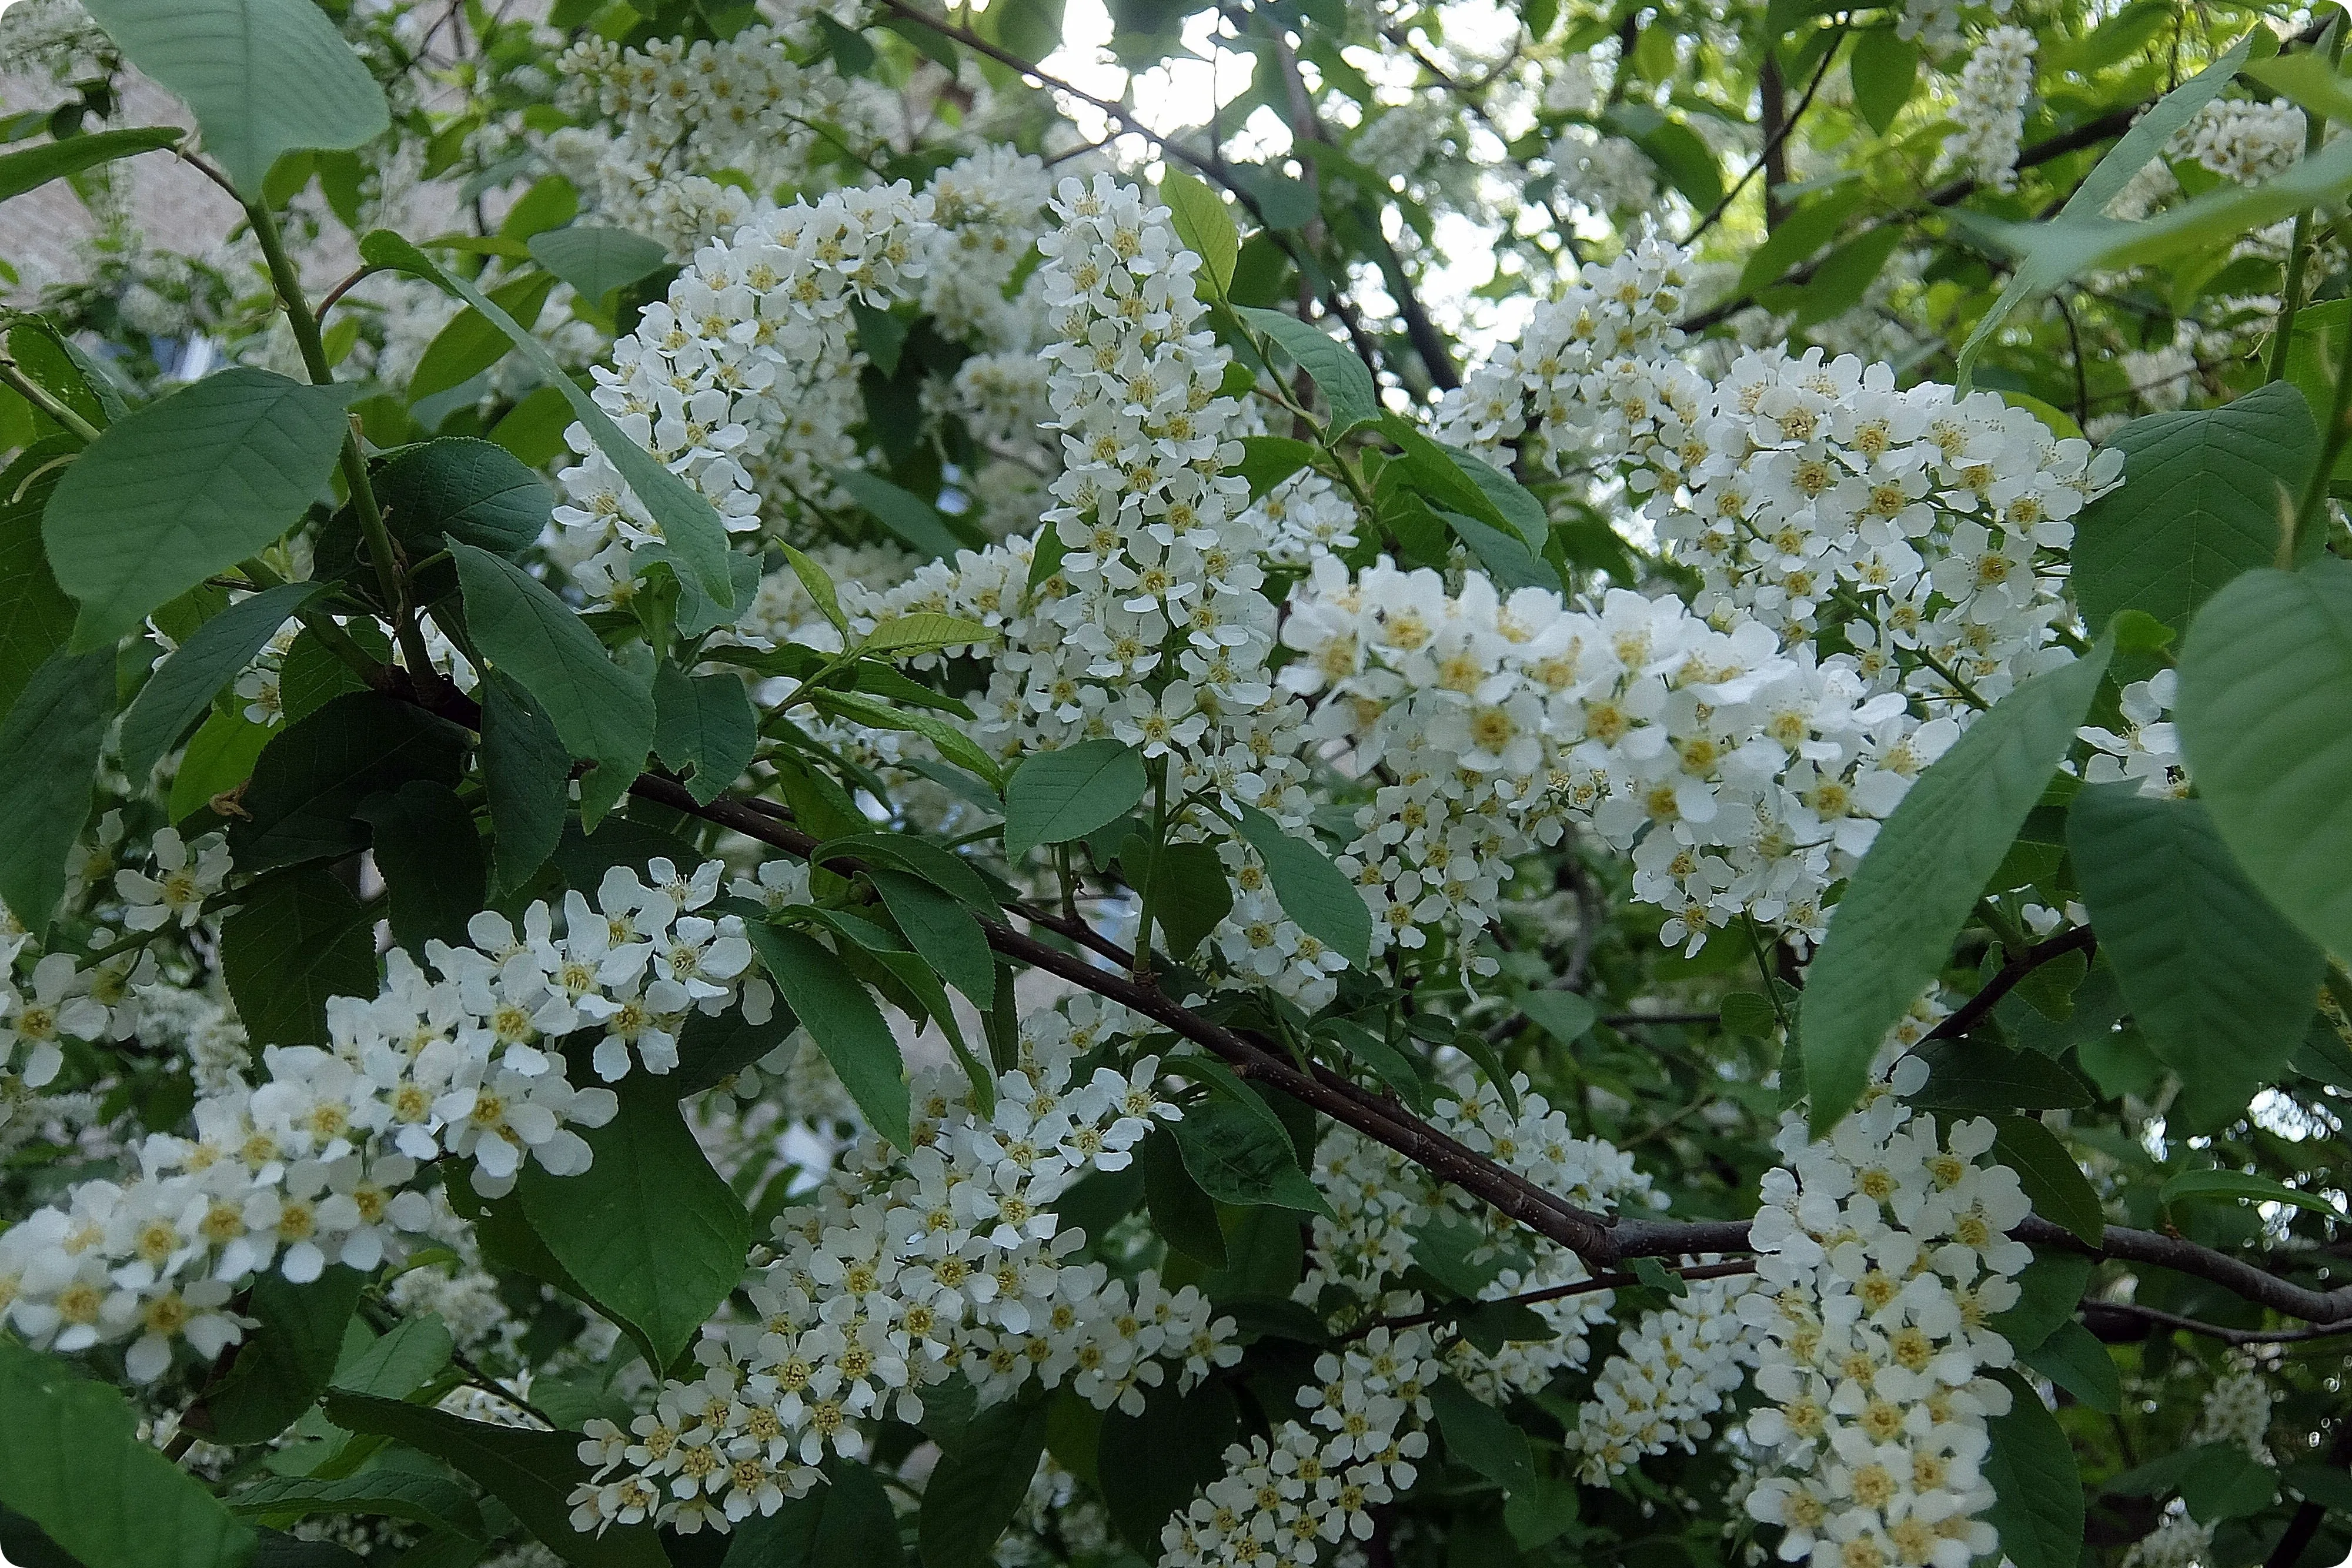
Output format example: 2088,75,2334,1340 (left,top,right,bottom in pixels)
1127,837,1232,963
1097,1380,1238,1554
745,924,910,1150
481,670,570,894
1907,1040,2094,1112
43,367,360,650
1800,642,2112,1128
2068,785,2321,1122
671,1002,796,1096
2019,1320,2120,1414
229,1472,485,1540
1990,1250,2093,1353
526,226,668,304
0,126,181,202
230,692,467,870
918,1396,1049,1568
1236,306,1379,432
1981,1370,2084,1568
653,664,757,806
2160,1168,2344,1220
375,437,550,559
831,467,964,559
2180,1443,2279,1524
1171,1095,1329,1214
355,781,486,952
120,581,320,783
1233,801,1371,969
1138,1125,1226,1268
0,450,77,721
452,542,653,828
0,648,113,931
219,868,380,1050
1518,991,1596,1046
2177,560,2352,962
1431,1374,1537,1493
2073,383,2317,640
0,1336,255,1568
209,1268,367,1445
1990,1115,2102,1246
319,1392,664,1568
871,868,995,1005
516,1081,751,1373
407,273,558,406
1003,738,1148,861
